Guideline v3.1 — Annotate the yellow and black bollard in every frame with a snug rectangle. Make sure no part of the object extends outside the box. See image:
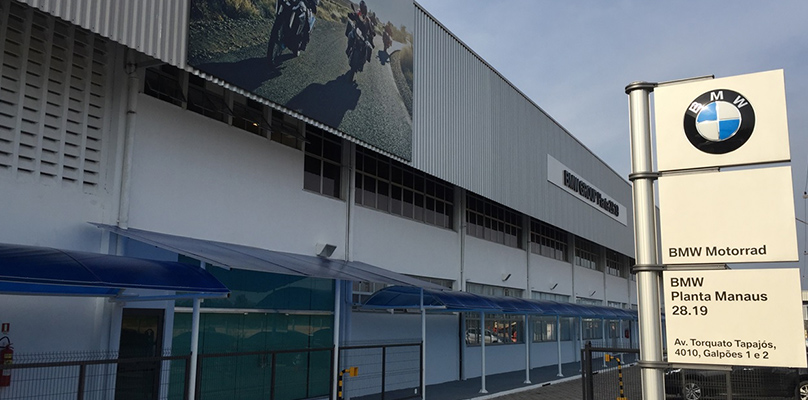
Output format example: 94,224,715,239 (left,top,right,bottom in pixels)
337,366,358,400
604,354,627,400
